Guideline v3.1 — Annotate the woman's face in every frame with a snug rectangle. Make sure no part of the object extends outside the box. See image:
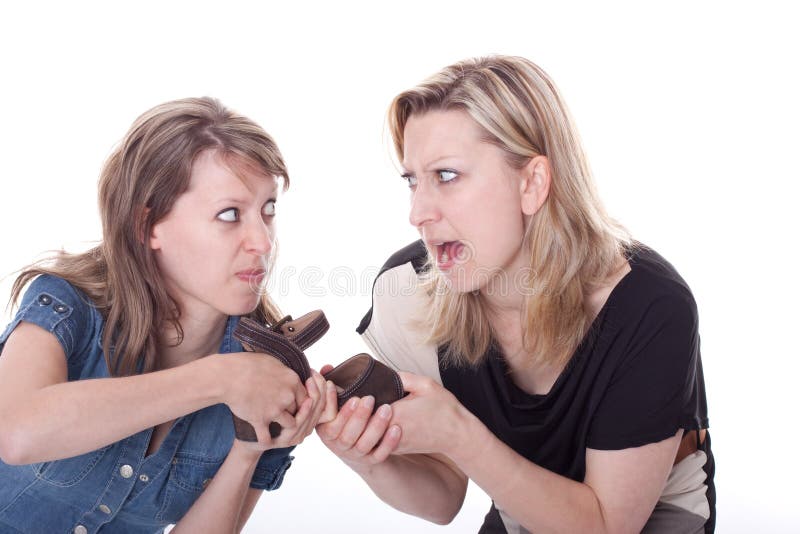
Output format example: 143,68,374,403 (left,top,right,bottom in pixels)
402,110,532,294
149,150,278,318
